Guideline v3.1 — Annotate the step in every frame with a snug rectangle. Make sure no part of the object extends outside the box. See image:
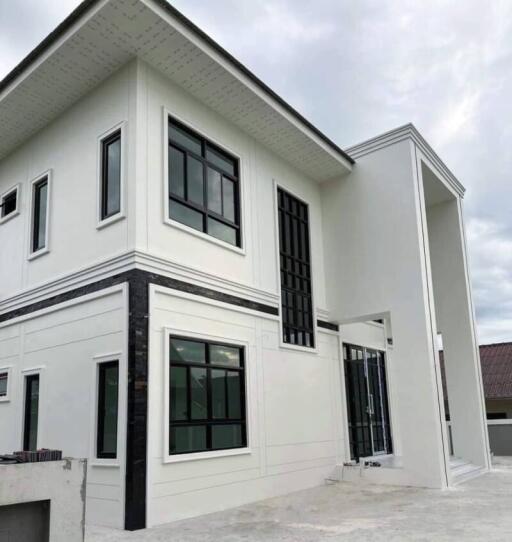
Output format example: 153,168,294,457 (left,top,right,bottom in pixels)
451,463,486,485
